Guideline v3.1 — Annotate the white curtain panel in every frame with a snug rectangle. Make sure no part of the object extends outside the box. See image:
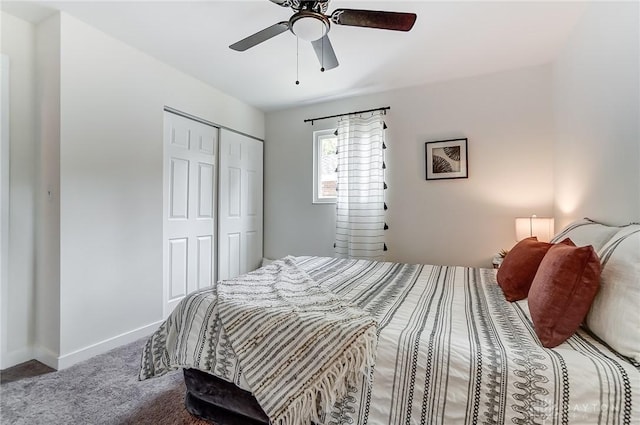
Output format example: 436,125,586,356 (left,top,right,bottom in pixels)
334,112,386,259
